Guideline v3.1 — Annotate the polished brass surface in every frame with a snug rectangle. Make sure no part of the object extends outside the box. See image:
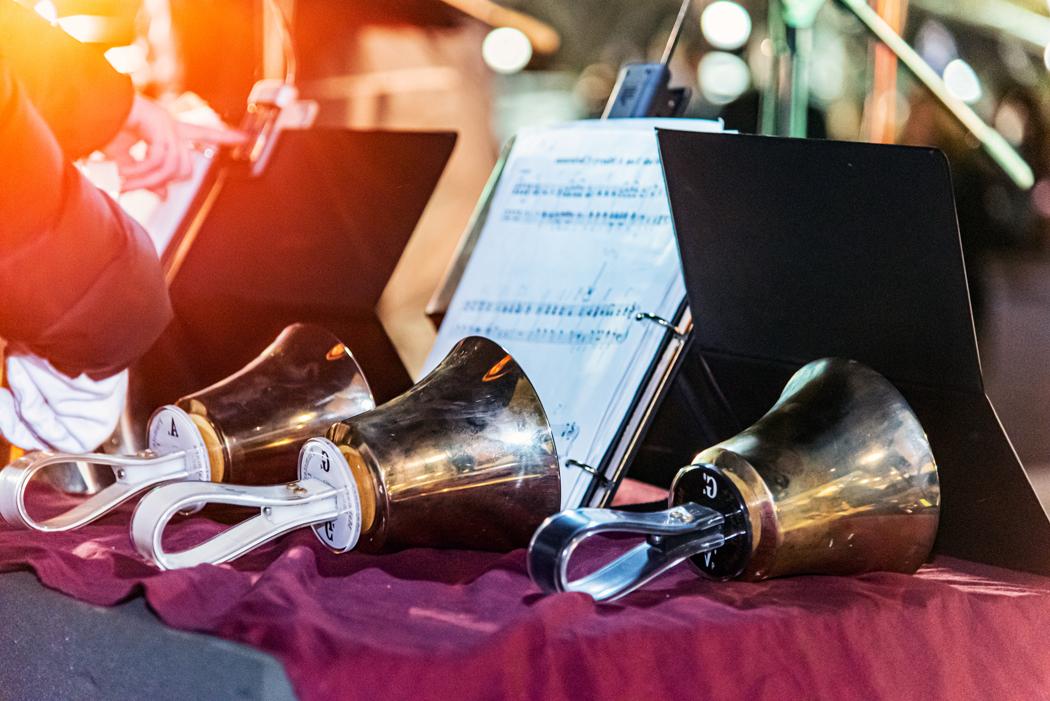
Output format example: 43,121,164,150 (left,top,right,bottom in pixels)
674,357,940,581
528,358,940,600
173,323,376,486
131,335,562,569
326,335,561,552
0,324,377,534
